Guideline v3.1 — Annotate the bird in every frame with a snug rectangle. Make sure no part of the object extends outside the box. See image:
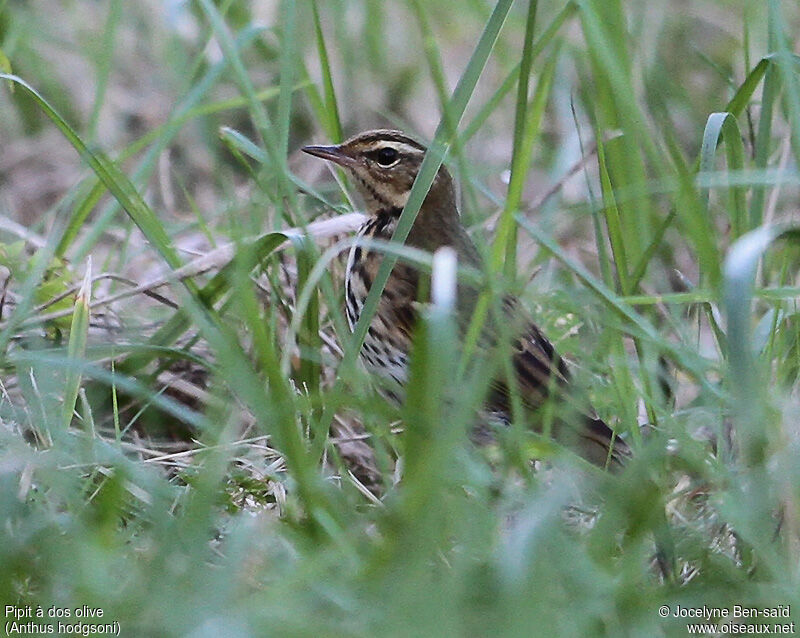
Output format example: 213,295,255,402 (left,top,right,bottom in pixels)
302,129,629,469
